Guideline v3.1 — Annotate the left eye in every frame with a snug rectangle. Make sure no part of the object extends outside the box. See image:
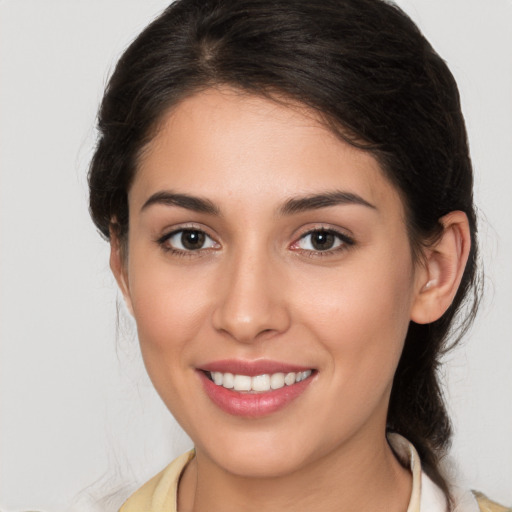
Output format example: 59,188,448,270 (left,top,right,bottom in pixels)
163,229,218,251
295,229,347,252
